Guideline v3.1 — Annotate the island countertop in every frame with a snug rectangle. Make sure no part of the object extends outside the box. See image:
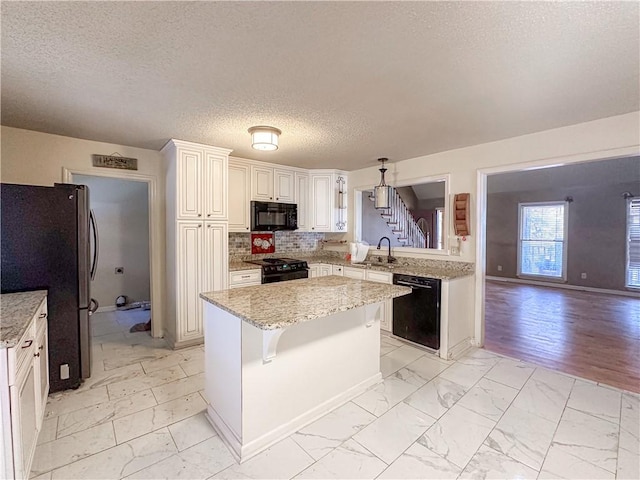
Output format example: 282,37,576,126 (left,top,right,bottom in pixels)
200,275,411,330
0,290,47,348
